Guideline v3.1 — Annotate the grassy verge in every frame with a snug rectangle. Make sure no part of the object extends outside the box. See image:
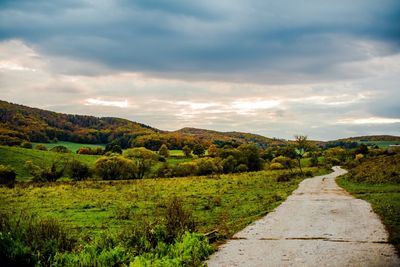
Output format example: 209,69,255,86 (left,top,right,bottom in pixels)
337,176,400,253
